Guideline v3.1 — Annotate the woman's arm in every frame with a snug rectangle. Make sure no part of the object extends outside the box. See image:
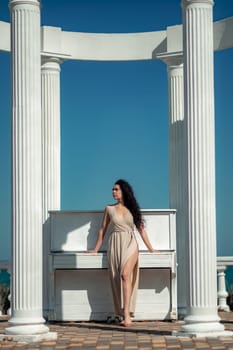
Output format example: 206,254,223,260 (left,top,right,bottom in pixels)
86,207,110,253
138,225,159,253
